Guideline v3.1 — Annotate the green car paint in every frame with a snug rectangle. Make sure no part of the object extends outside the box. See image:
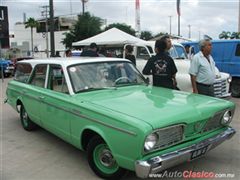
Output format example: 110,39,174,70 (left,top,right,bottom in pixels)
7,81,235,171
6,59,235,178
